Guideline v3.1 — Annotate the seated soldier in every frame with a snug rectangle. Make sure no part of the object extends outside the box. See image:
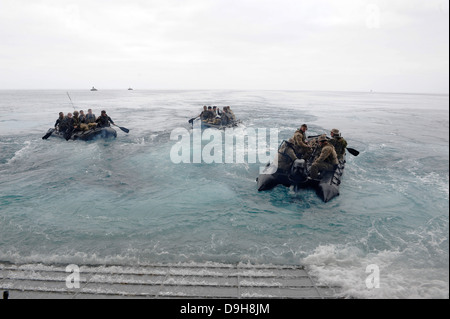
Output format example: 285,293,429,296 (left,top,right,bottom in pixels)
328,128,347,160
199,106,209,120
96,110,115,128
292,124,312,159
310,135,339,180
54,112,65,132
